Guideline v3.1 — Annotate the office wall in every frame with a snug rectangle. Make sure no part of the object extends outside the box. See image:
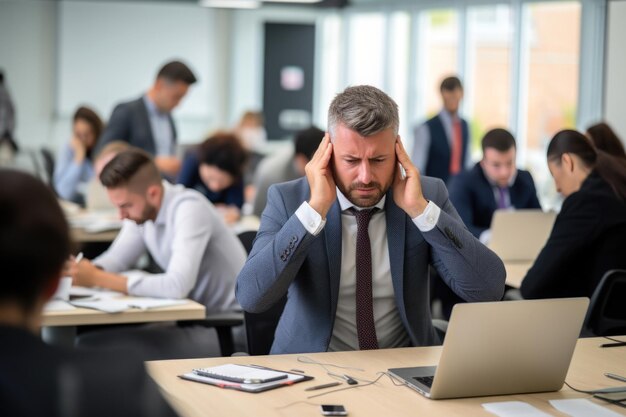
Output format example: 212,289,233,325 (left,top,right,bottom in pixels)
604,0,626,142
57,2,216,135
0,0,233,151
0,0,57,149
0,0,322,151
229,7,322,130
